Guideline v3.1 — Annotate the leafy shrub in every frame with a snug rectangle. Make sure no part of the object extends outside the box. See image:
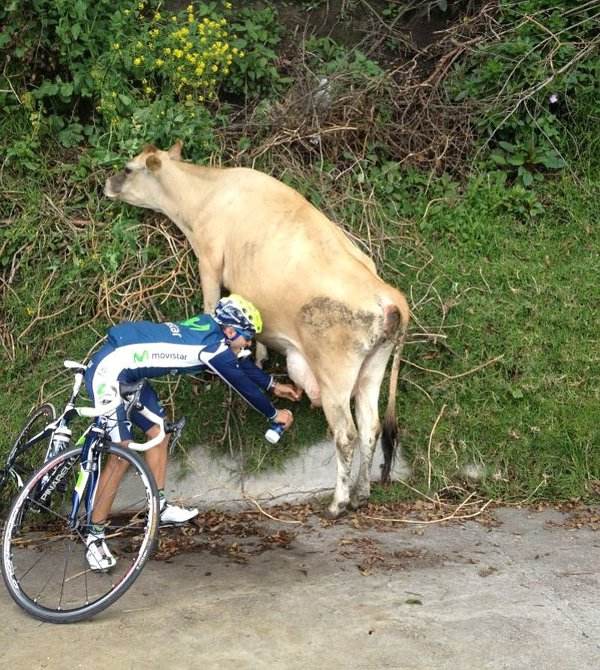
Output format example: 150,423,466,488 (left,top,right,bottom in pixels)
0,0,284,161
449,0,600,186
